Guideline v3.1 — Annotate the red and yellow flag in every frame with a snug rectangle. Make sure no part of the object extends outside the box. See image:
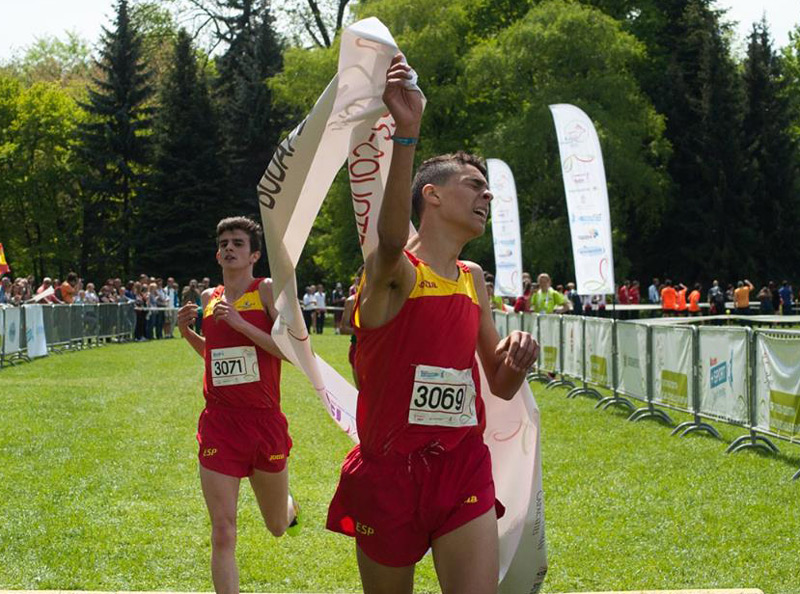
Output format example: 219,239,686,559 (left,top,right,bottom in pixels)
0,243,10,275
